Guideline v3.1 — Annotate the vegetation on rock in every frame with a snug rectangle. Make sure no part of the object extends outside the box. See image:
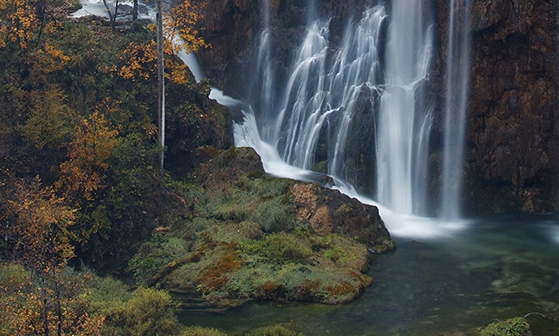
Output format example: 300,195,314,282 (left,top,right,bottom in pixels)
130,148,393,306
480,317,532,336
